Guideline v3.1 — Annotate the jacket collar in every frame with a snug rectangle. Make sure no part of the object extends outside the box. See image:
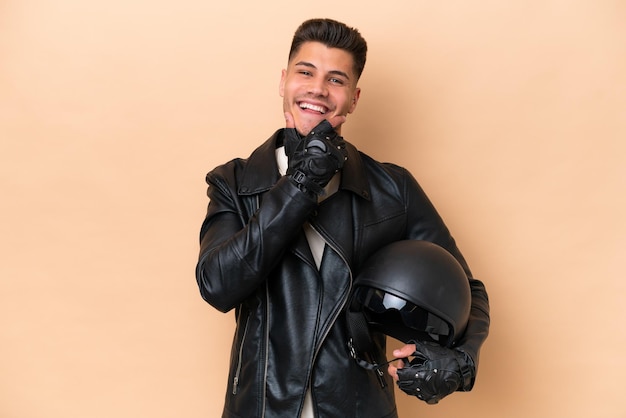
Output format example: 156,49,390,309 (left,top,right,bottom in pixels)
238,129,371,201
